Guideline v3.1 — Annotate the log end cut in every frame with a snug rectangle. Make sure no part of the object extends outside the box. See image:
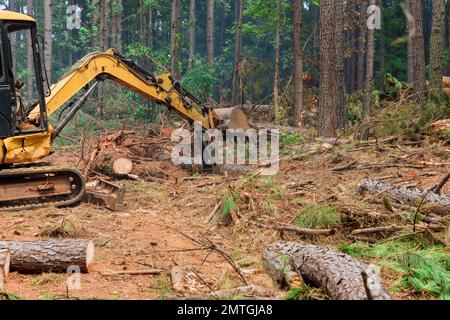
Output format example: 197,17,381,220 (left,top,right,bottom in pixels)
113,157,134,175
